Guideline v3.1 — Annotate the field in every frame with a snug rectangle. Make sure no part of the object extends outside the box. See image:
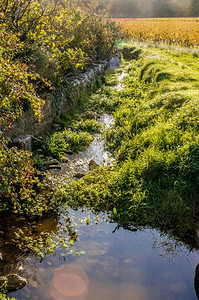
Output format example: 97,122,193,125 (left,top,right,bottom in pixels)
113,18,199,47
